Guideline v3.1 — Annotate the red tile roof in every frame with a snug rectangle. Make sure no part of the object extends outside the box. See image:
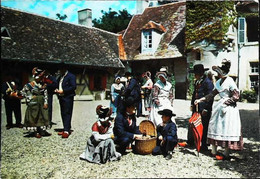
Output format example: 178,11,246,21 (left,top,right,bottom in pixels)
122,1,186,60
